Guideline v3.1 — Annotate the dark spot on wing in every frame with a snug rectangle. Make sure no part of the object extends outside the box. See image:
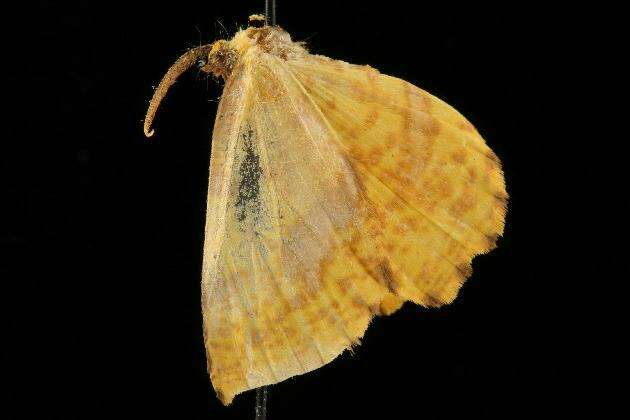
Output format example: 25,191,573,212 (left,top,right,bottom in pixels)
455,262,473,280
424,293,443,308
485,233,499,250
235,127,263,224
376,260,397,293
